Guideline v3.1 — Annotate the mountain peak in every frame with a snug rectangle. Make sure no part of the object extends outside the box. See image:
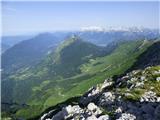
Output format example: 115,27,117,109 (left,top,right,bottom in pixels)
52,35,81,63
51,36,105,77
54,35,82,54
68,34,82,43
